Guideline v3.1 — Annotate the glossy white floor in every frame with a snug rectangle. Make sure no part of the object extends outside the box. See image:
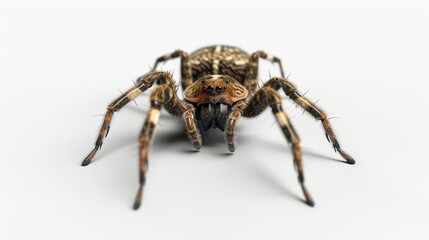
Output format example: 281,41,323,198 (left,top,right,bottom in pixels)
1,1,428,239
